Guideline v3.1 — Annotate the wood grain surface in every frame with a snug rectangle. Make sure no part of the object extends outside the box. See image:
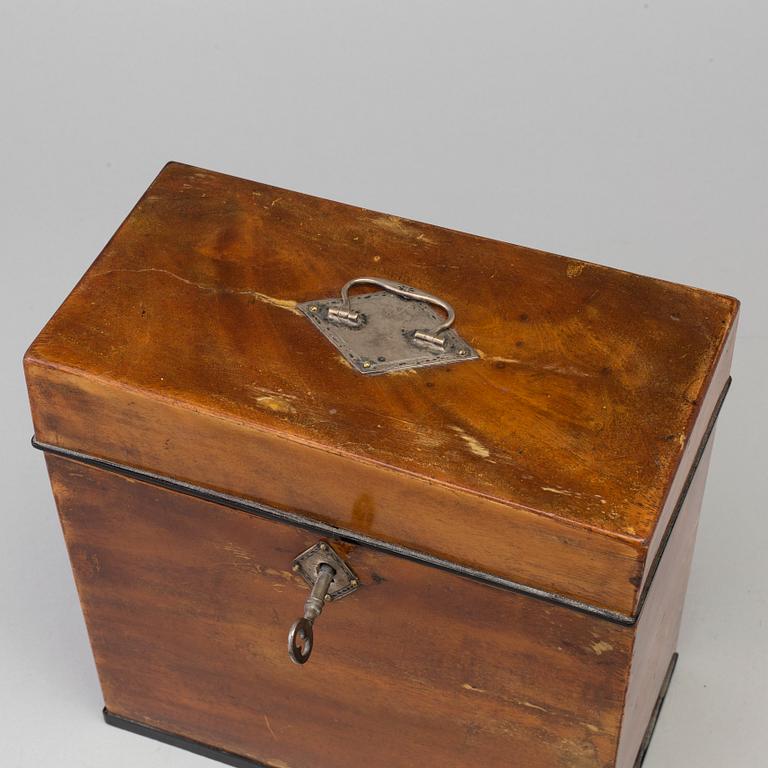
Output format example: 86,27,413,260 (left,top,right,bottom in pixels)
25,162,738,614
45,441,713,768
48,454,632,768
615,438,714,767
